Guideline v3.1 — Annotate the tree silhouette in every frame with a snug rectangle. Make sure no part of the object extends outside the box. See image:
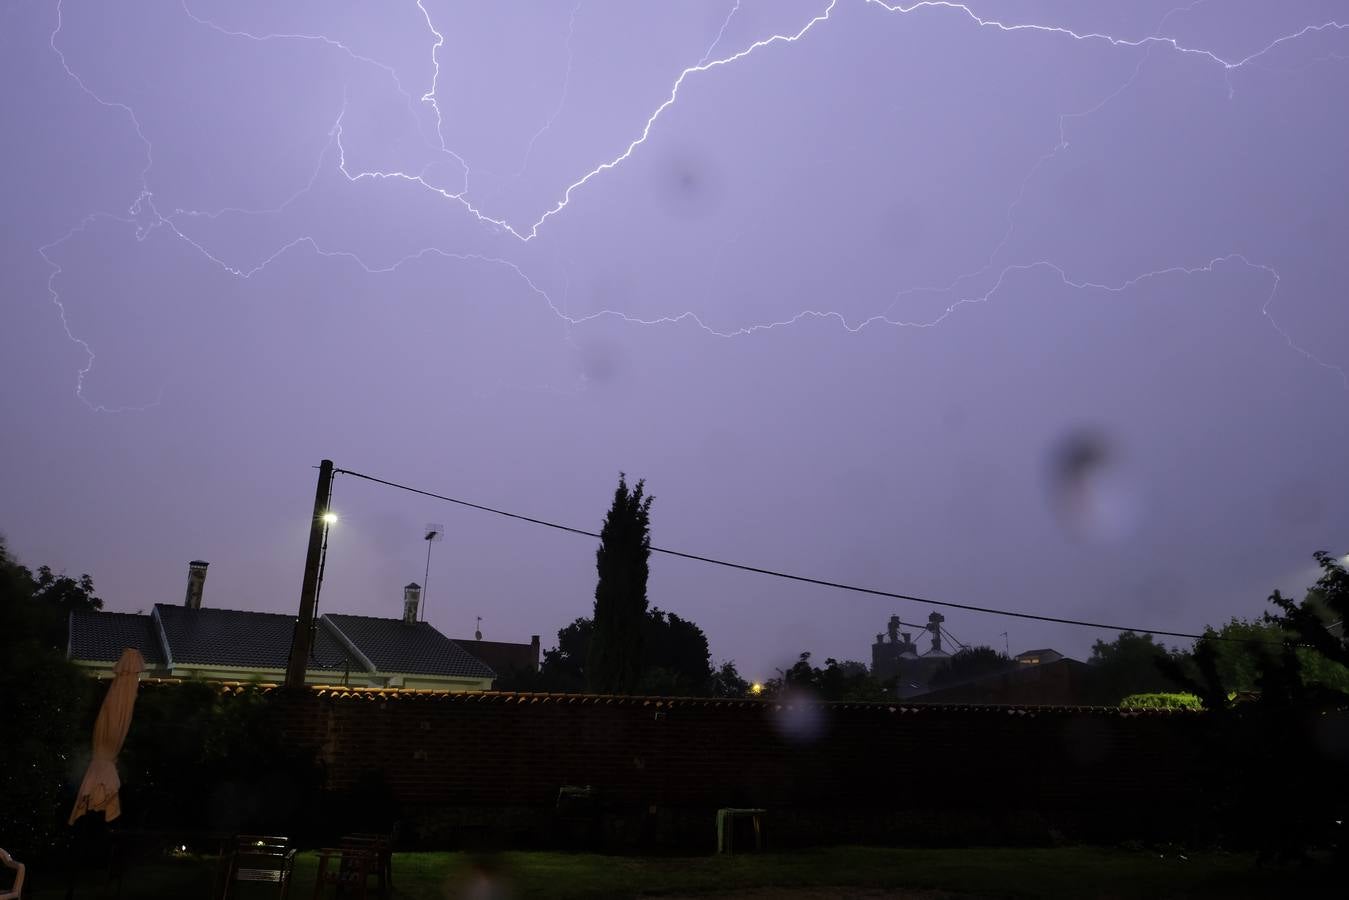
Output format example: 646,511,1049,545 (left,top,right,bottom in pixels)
587,474,653,694
1087,630,1186,703
765,652,893,701
928,645,1013,688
